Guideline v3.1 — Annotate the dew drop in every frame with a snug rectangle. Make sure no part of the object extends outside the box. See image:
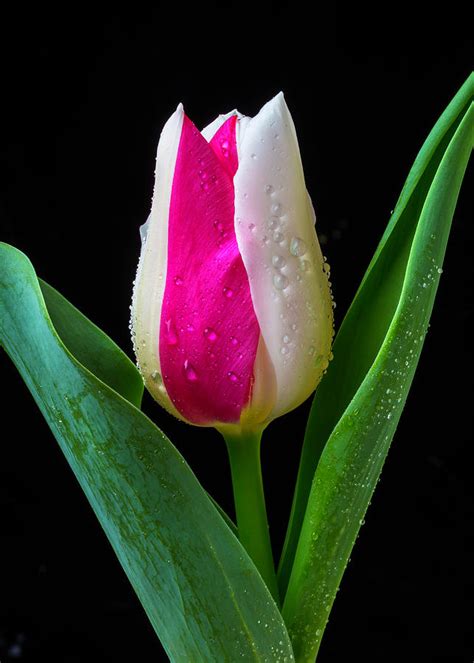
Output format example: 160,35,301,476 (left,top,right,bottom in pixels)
251,153,257,160
281,346,289,355
291,323,297,331
300,259,310,271
272,254,286,269
273,273,289,290
282,335,290,344
273,231,284,243
227,371,238,382
204,327,218,342
183,360,198,382
265,184,274,195
268,216,280,230
223,287,234,298
139,218,150,245
230,336,238,346
289,237,307,257
165,319,178,346
220,139,229,157
271,202,283,216
248,223,256,232
151,370,162,384
174,276,183,286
